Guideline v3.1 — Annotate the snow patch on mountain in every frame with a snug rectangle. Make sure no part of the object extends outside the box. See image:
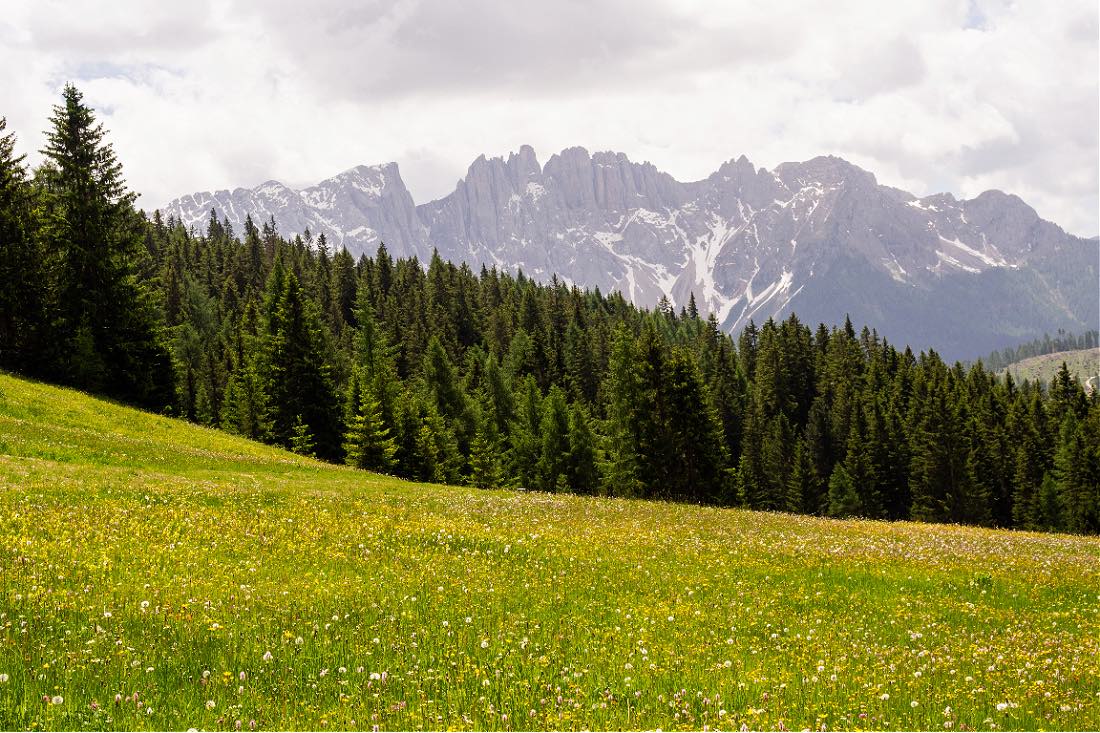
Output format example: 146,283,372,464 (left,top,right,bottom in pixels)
159,147,1098,356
